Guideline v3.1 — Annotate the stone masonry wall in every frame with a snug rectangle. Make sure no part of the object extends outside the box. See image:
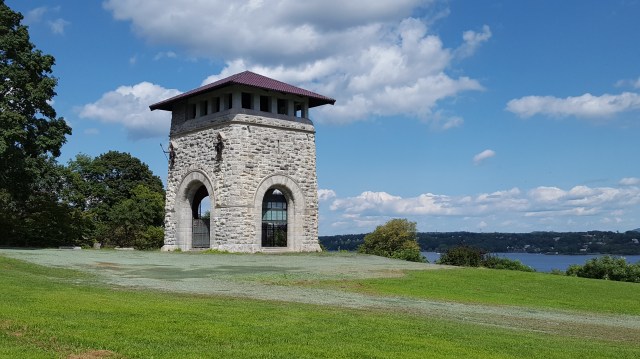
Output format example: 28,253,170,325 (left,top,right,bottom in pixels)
163,110,320,252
